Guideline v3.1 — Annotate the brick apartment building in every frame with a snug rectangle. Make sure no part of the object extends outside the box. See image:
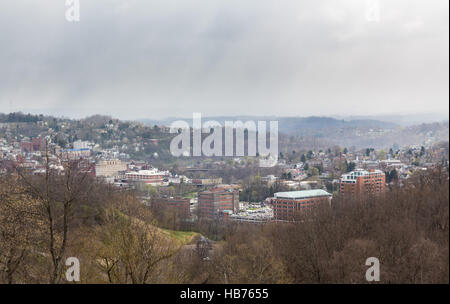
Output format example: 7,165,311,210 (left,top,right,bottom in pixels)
198,186,240,219
339,169,386,198
20,137,45,153
20,141,33,153
272,189,332,221
151,197,191,219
